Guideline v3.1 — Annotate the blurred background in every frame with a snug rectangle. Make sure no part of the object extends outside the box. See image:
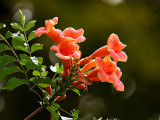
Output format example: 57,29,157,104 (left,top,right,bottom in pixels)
0,0,160,120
